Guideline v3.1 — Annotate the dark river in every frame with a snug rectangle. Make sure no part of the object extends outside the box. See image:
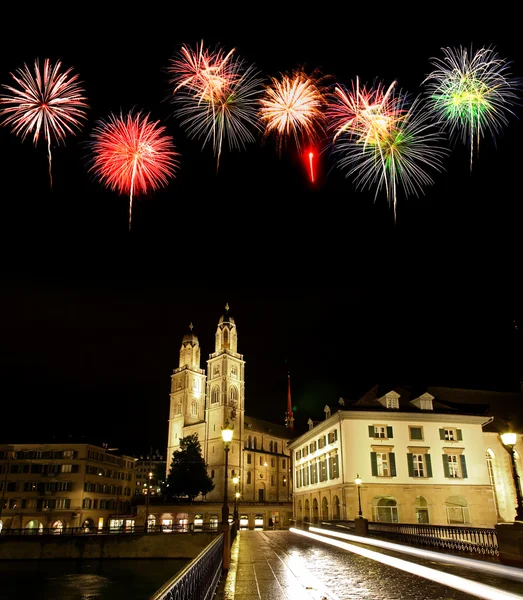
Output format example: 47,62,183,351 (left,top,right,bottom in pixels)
0,558,188,599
